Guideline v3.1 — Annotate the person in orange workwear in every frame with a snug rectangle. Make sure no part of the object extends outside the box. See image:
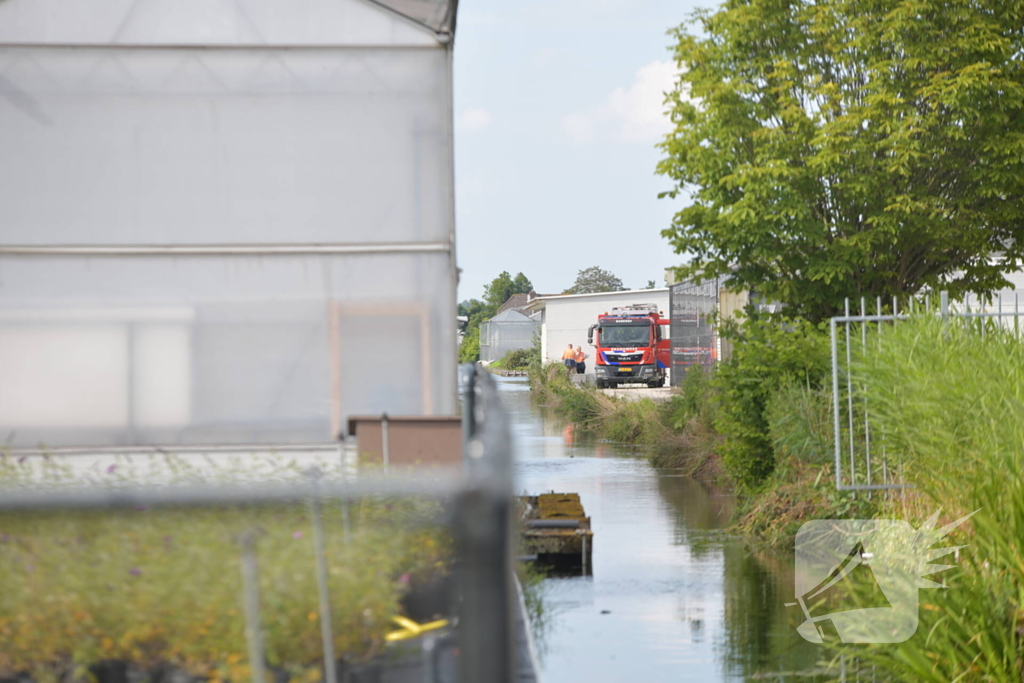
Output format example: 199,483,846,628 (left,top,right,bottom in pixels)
575,345,587,375
561,343,577,380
